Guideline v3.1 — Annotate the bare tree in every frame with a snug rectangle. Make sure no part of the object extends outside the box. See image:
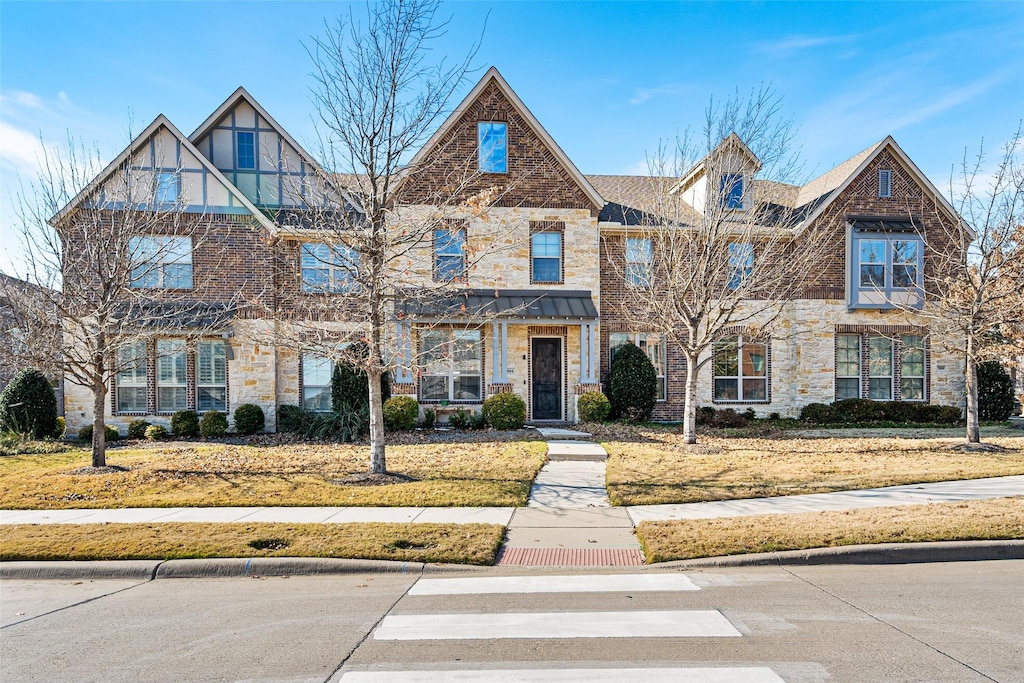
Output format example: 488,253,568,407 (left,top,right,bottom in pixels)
603,87,829,444
278,0,509,474
1,131,234,467
919,126,1024,443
